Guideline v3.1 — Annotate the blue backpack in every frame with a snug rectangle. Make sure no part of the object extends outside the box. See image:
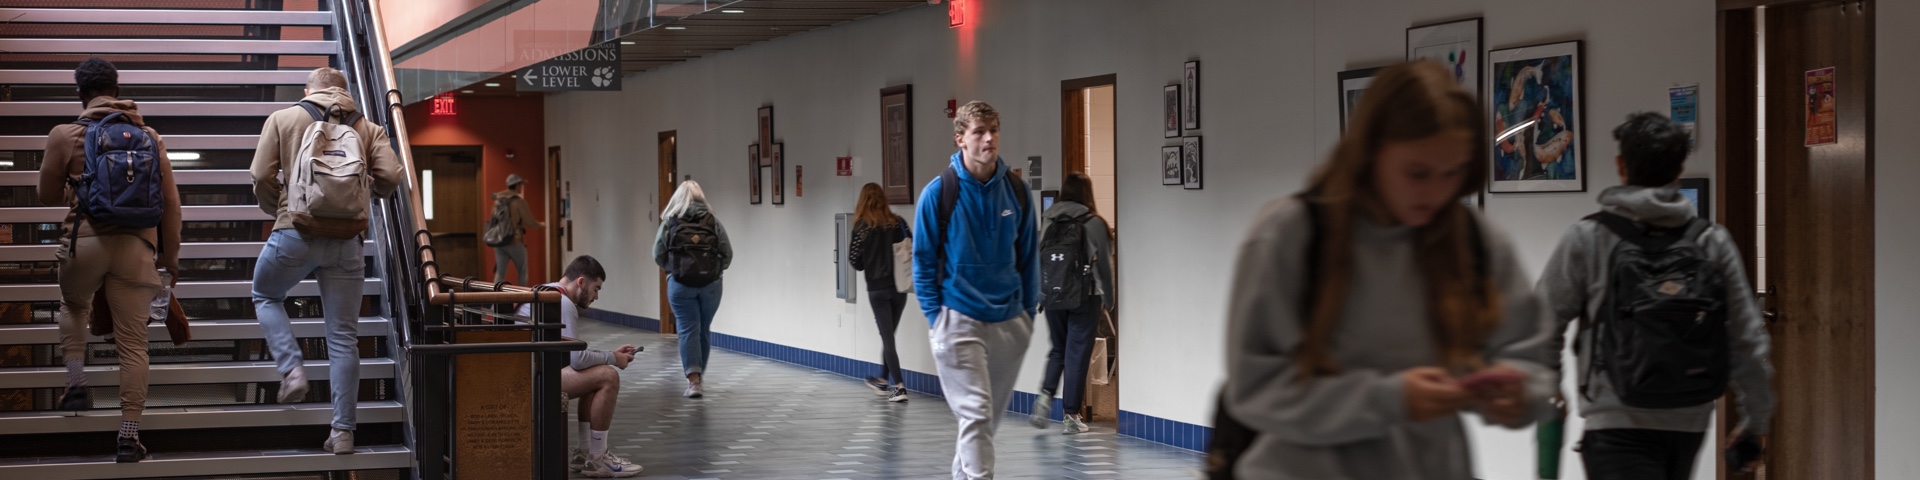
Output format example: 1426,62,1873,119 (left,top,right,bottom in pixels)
68,112,165,246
